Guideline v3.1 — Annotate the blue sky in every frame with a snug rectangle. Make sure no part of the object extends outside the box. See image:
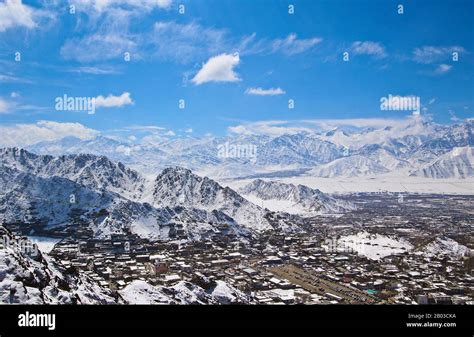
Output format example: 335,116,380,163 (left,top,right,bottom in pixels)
0,0,473,146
